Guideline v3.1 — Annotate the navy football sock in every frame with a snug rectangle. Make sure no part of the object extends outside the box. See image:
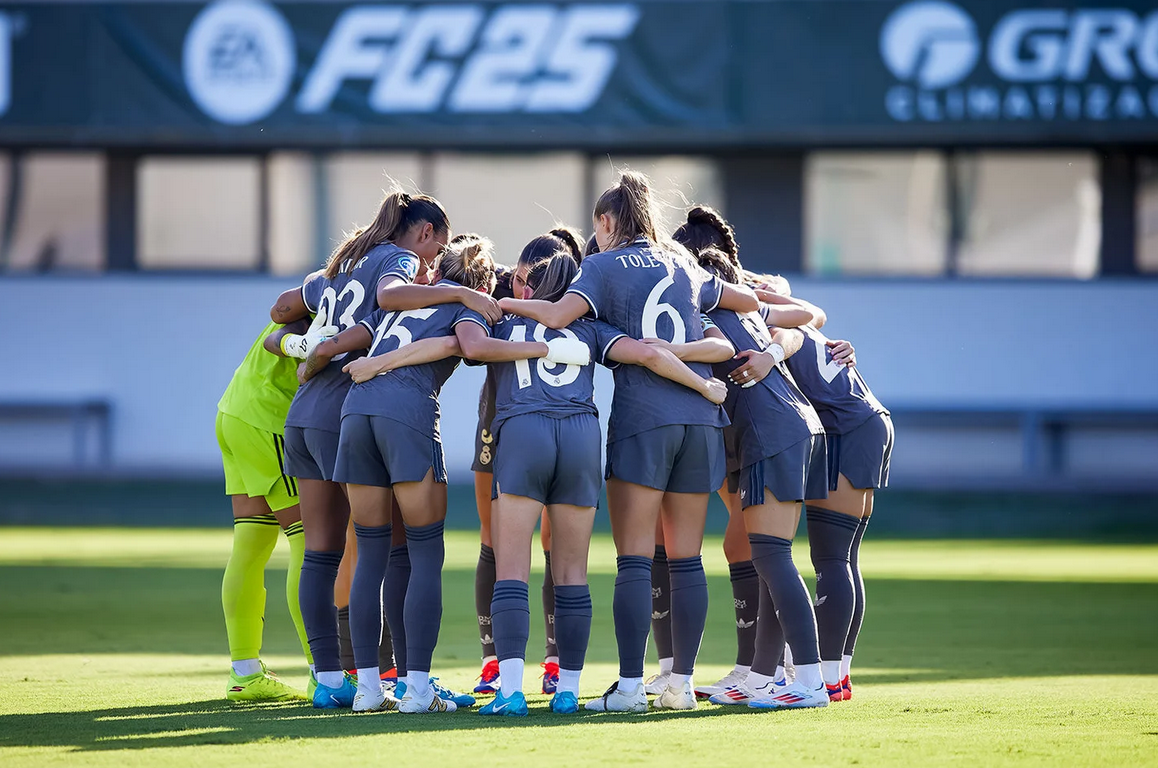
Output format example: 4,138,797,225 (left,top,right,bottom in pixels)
749,534,820,666
491,580,530,662
542,550,557,660
475,544,497,658
650,545,673,662
729,560,761,667
613,555,653,679
806,507,859,663
349,523,391,670
378,608,395,673
845,515,871,657
300,549,343,673
554,584,593,672
403,521,445,674
668,556,709,677
337,605,354,671
385,544,410,677
749,578,786,678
